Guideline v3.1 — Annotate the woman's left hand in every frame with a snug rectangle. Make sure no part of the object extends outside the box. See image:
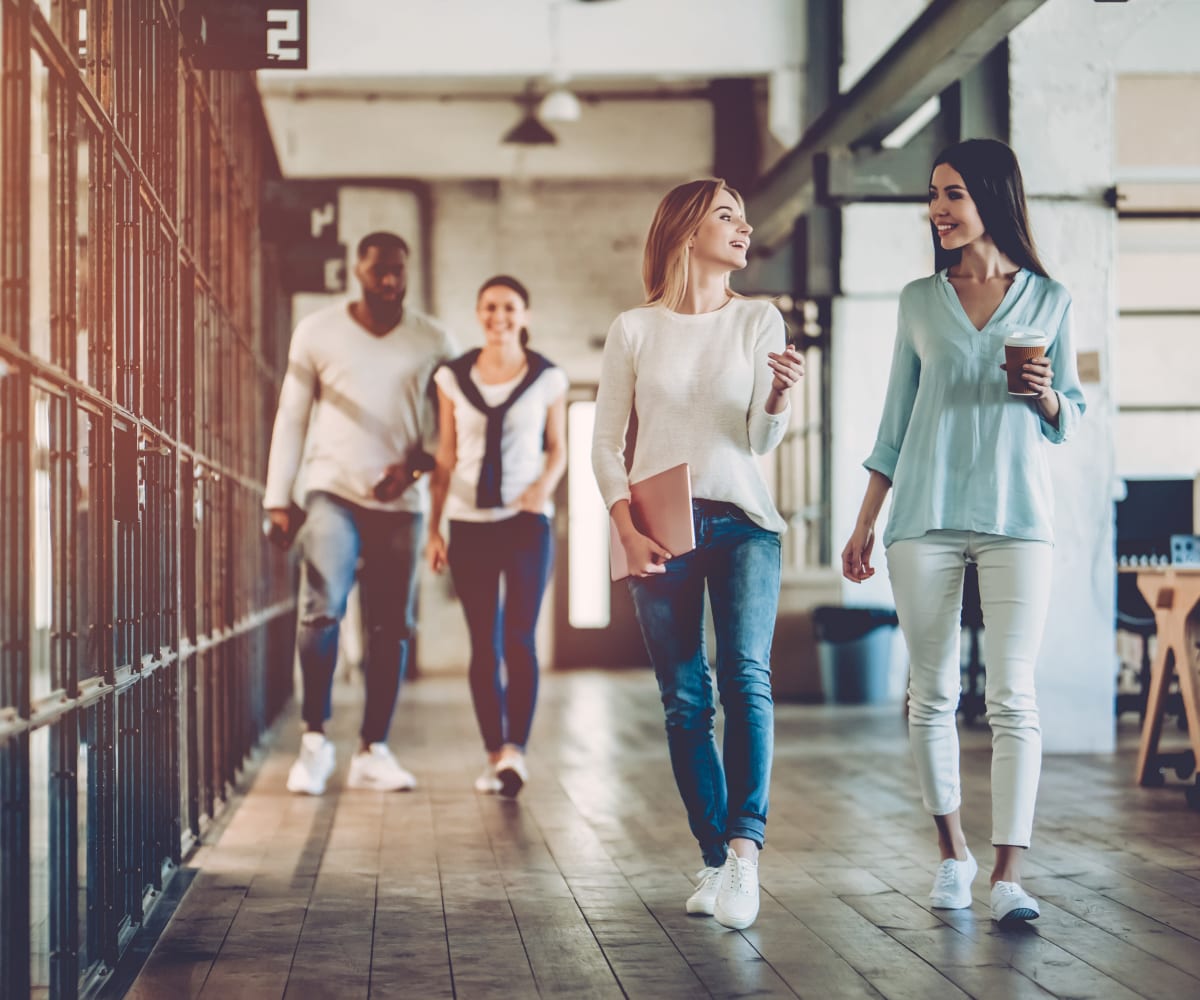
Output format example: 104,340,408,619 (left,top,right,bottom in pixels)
768,345,805,393
515,481,551,513
1022,355,1055,398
